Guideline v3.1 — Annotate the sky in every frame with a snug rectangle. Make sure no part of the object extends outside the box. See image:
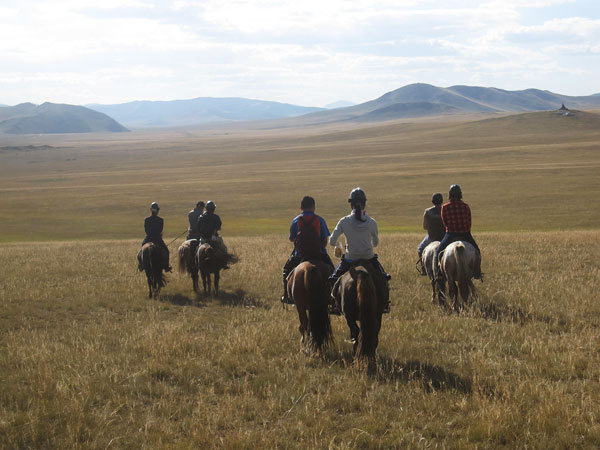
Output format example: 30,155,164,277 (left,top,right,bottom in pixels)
0,0,599,107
